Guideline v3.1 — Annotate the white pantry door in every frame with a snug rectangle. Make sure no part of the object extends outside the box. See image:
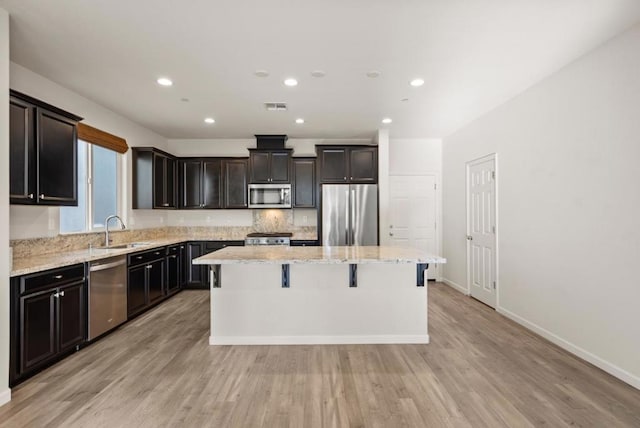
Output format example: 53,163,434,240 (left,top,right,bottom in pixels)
389,175,438,279
466,155,497,307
